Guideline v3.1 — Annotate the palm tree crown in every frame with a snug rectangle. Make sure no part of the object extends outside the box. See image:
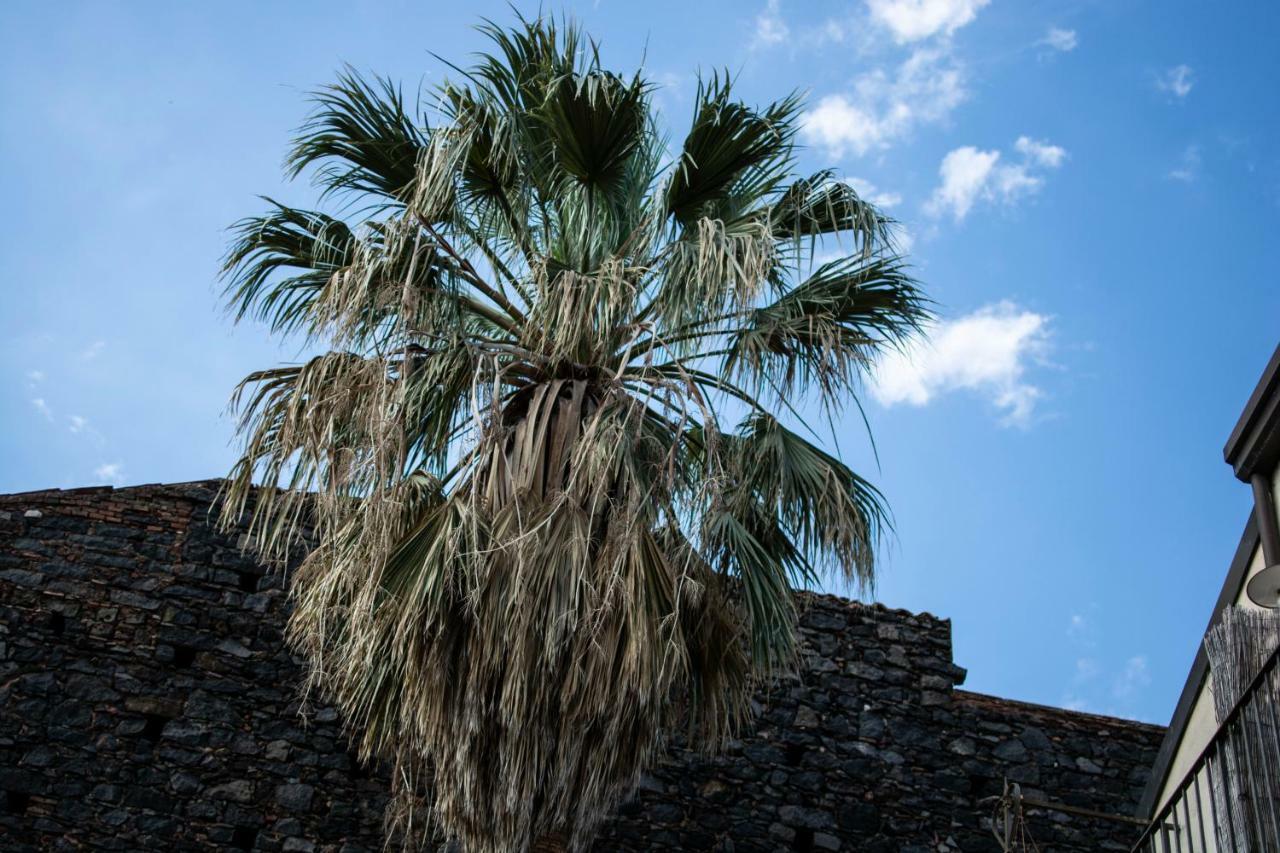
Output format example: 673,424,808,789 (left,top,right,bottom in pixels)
220,14,927,853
